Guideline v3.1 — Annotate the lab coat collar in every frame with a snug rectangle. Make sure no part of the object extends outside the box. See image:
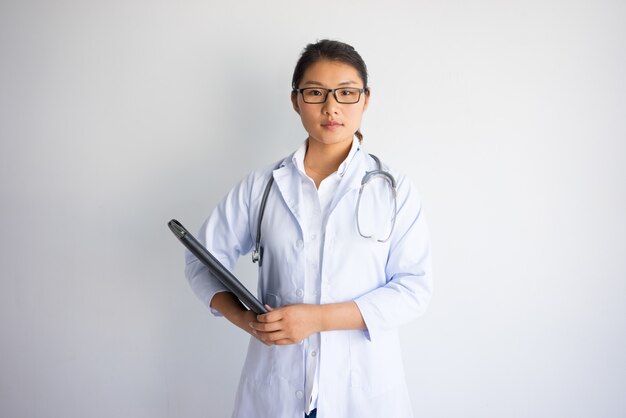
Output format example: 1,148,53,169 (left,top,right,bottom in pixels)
328,143,368,214
337,136,361,177
272,138,371,226
272,153,305,234
291,136,361,179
